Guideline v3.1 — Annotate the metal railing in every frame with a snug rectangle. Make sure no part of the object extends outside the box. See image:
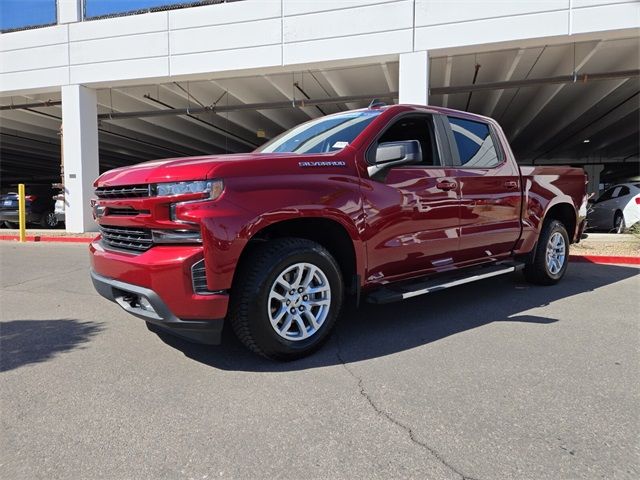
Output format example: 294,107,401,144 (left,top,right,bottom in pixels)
0,0,57,33
83,0,241,21
0,1,243,32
